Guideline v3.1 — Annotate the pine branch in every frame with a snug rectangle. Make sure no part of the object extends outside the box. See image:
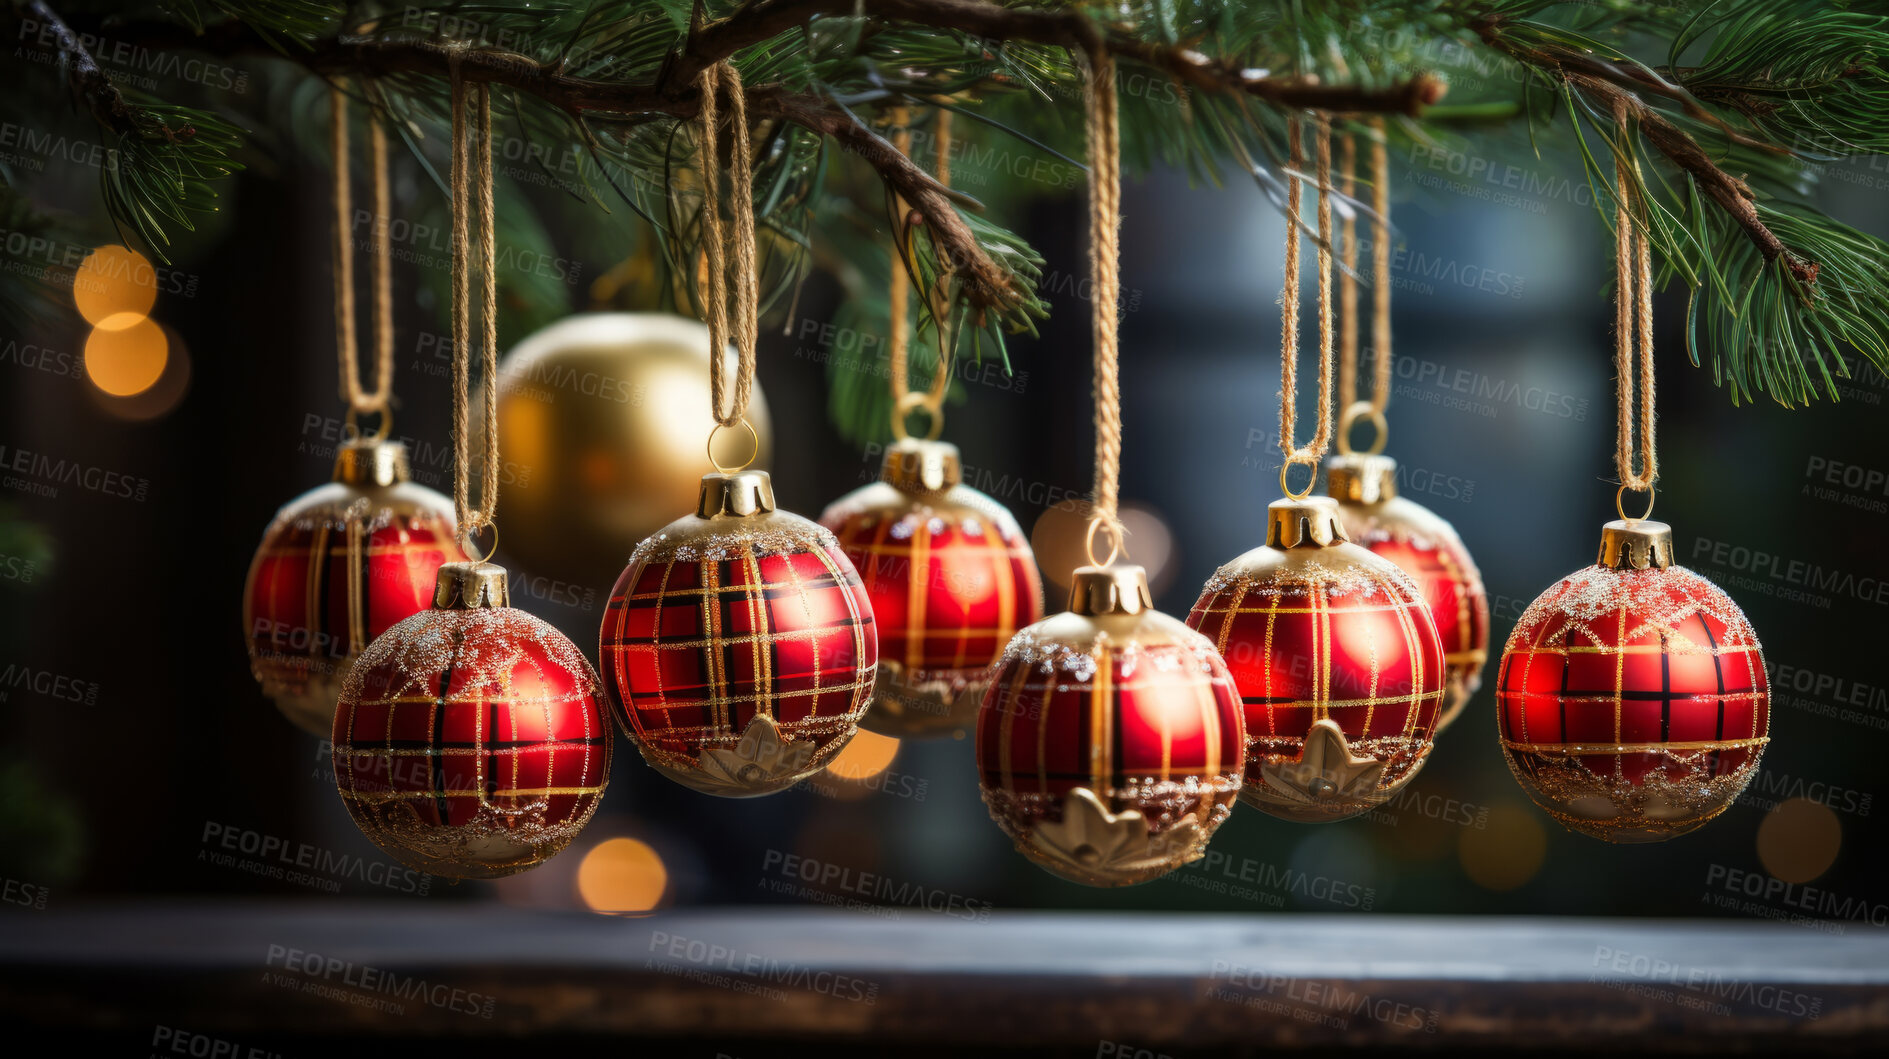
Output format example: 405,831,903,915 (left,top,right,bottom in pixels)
100,2,1436,320
1473,13,1817,291
671,0,1445,114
